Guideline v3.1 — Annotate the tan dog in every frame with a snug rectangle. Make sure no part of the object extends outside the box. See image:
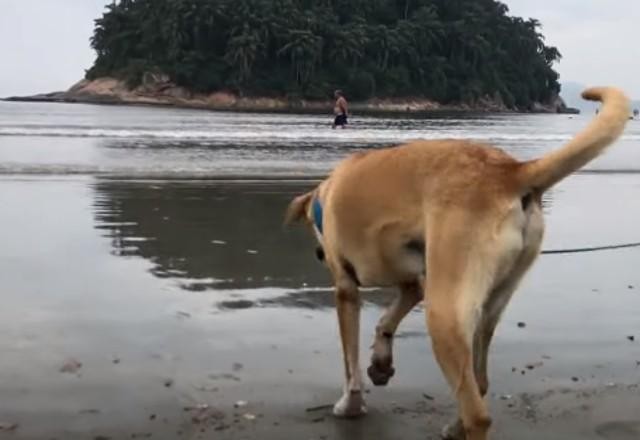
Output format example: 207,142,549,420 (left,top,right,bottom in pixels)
285,87,629,440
